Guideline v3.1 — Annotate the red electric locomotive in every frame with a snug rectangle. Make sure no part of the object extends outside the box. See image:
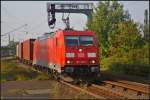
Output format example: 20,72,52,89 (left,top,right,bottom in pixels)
33,29,100,82
16,3,100,82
